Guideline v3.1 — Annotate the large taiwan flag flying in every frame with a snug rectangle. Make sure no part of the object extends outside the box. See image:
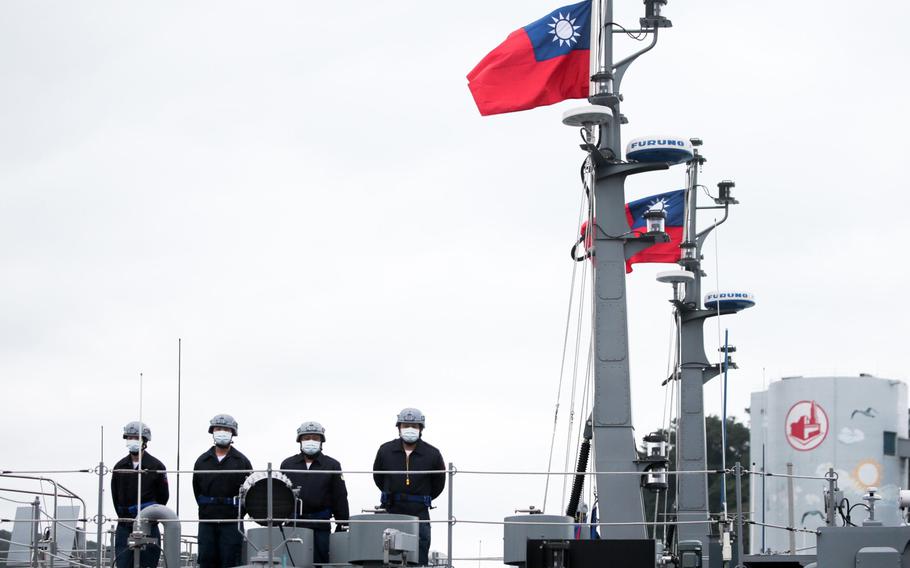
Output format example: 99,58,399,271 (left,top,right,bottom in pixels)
467,1,592,116
626,189,685,271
